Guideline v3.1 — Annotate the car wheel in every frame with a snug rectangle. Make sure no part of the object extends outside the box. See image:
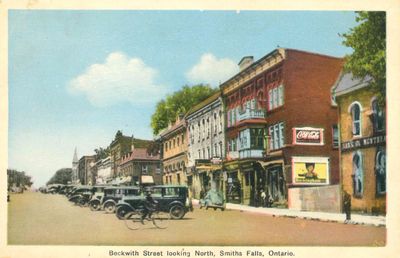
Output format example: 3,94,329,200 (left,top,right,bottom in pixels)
116,206,131,220
169,205,185,219
90,201,101,211
104,202,116,213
